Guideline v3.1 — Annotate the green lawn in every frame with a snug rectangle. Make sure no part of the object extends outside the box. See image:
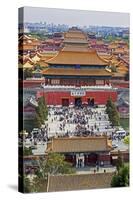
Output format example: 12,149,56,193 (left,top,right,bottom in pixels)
120,118,129,130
